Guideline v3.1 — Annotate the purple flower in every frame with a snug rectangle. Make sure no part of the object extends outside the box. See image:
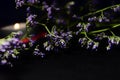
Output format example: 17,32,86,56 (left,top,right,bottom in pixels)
27,0,40,4
0,31,27,64
106,43,112,50
92,42,99,50
87,41,94,49
15,0,25,8
88,16,97,22
79,38,89,47
46,7,52,18
113,6,120,12
26,7,31,14
44,30,72,51
108,36,120,45
42,1,60,19
27,14,38,26
76,23,82,27
33,47,45,58
0,46,6,52
43,41,54,51
84,23,91,32
98,16,110,22
95,33,106,40
1,59,7,65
